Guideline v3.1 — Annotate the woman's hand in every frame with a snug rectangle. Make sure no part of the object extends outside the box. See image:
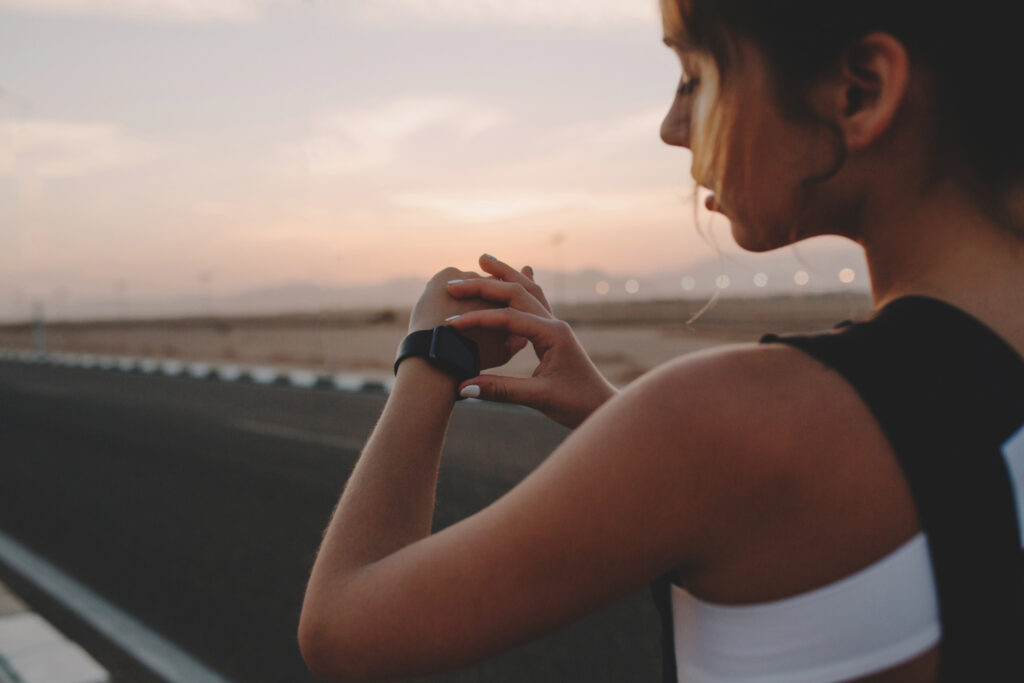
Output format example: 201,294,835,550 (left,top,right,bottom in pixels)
408,265,527,371
445,254,618,428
